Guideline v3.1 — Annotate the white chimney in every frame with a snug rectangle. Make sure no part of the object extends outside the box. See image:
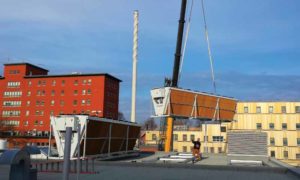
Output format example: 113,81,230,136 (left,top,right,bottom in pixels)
131,10,139,123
